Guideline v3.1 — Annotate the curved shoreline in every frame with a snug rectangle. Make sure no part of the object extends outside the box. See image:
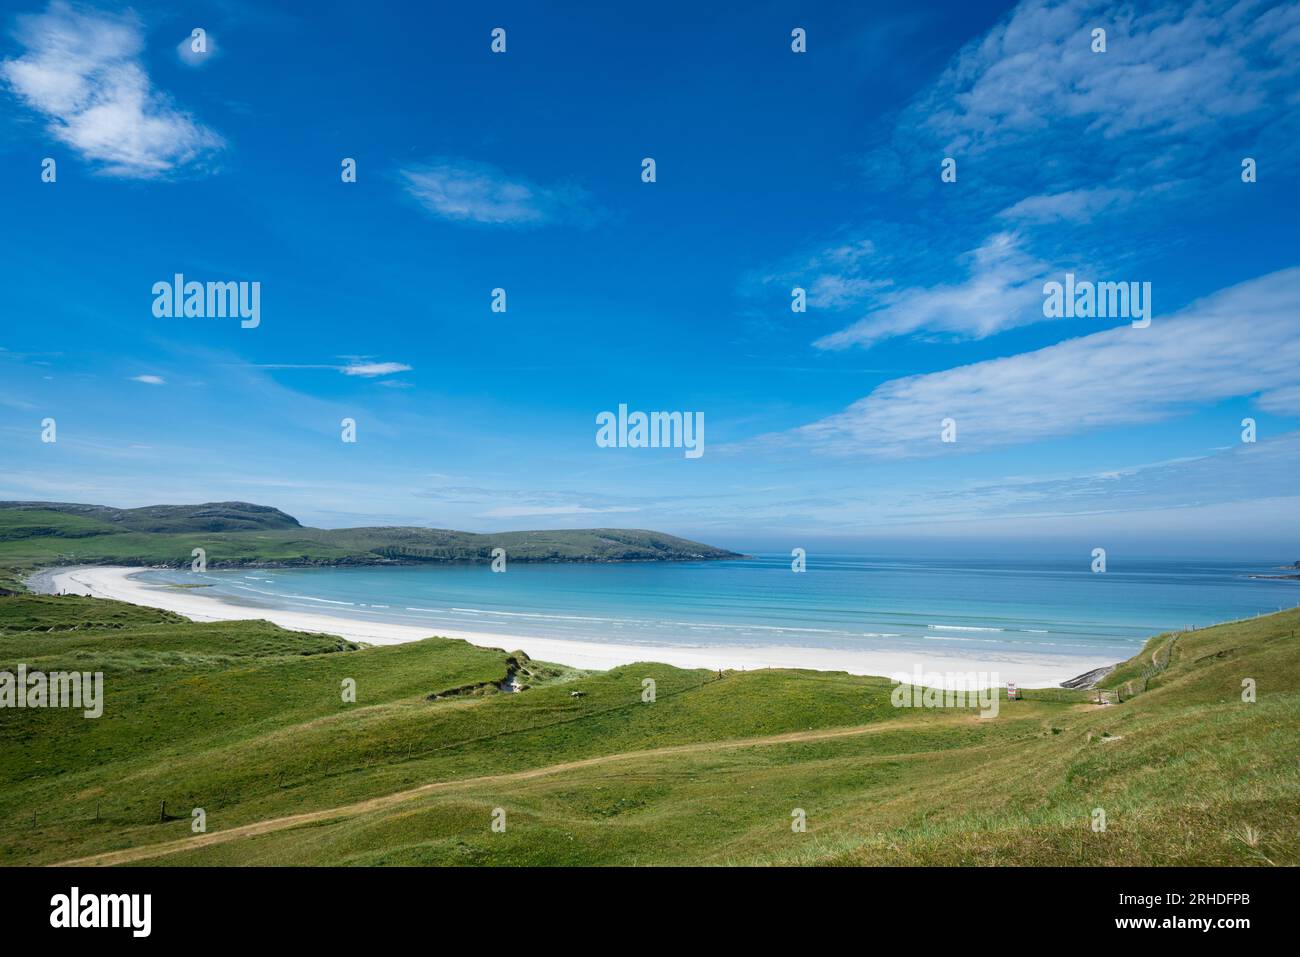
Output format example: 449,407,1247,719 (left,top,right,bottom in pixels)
31,565,1117,688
